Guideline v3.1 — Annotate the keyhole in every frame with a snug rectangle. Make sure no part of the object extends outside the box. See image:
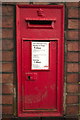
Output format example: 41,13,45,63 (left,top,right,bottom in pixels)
28,76,30,80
